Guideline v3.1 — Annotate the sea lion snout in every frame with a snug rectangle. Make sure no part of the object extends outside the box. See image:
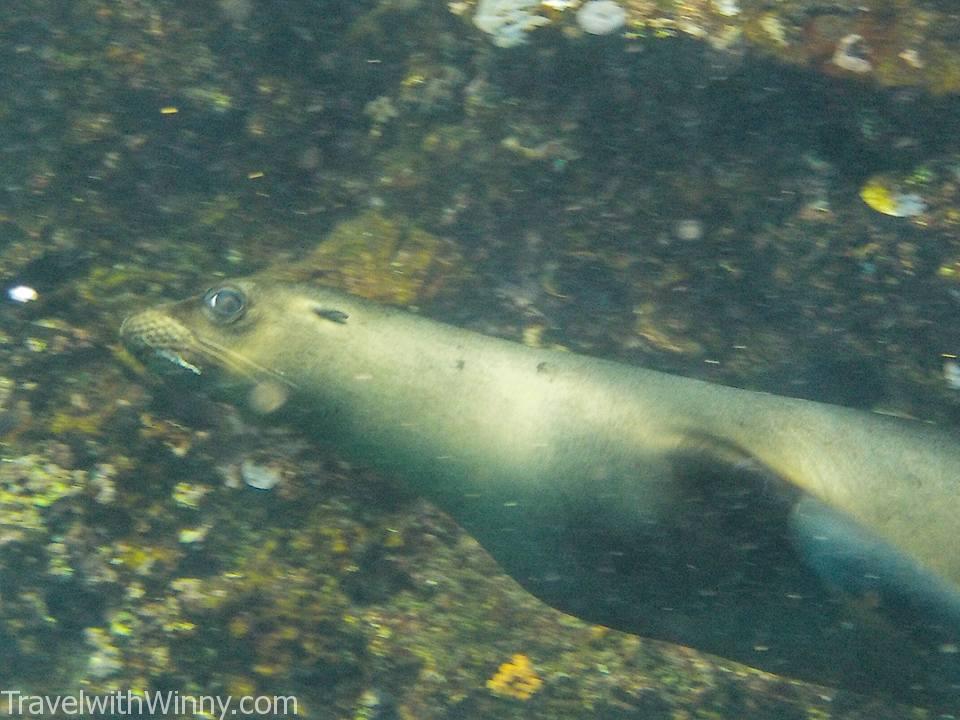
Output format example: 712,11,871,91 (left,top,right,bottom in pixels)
121,308,193,354
120,308,206,376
